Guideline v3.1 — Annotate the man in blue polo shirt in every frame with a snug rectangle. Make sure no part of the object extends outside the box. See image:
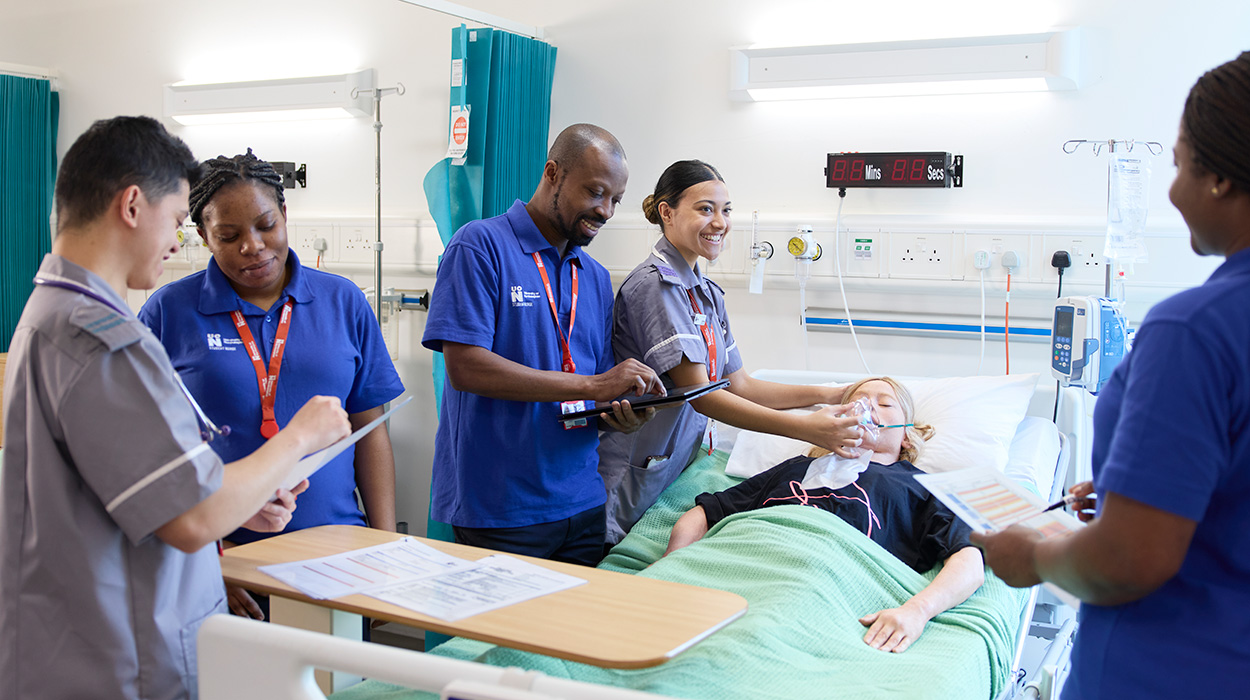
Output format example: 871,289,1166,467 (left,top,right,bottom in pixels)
423,124,662,566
